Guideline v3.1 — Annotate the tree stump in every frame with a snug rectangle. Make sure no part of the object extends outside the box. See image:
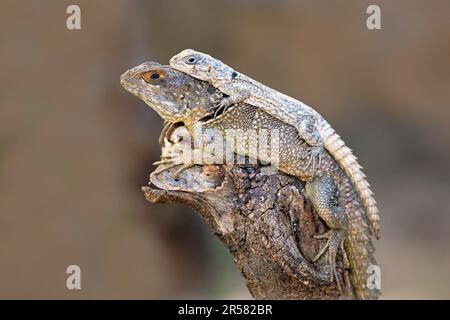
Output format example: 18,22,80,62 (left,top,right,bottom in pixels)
143,160,354,299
